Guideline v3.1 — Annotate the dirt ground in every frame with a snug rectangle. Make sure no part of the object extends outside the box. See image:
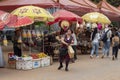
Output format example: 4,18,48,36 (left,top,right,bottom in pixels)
0,45,120,80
